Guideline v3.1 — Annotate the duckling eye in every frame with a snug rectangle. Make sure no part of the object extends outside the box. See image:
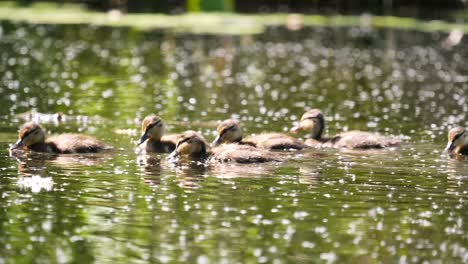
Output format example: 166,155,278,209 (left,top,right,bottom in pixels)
177,137,193,148
221,125,236,135
147,120,162,130
302,117,314,122
453,132,464,142
22,128,38,138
